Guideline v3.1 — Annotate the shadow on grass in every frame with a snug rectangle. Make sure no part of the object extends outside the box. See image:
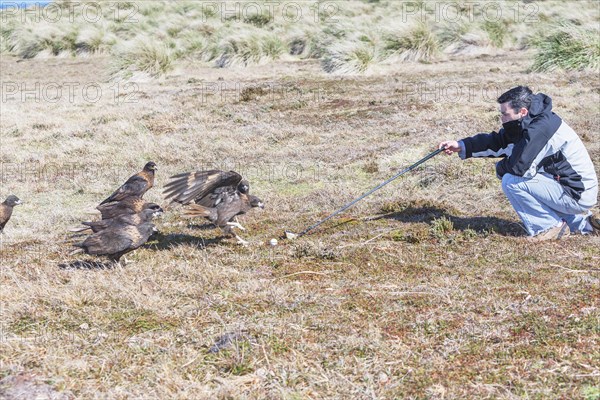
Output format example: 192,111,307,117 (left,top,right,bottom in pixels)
58,229,228,268
369,205,524,236
145,230,226,251
187,223,219,231
58,259,117,270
